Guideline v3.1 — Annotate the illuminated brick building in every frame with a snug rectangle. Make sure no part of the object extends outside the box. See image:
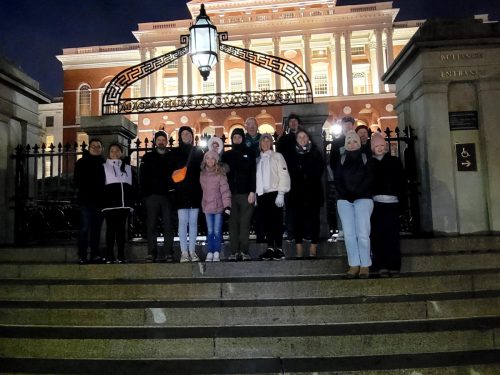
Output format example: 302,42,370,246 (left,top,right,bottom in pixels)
57,0,431,145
